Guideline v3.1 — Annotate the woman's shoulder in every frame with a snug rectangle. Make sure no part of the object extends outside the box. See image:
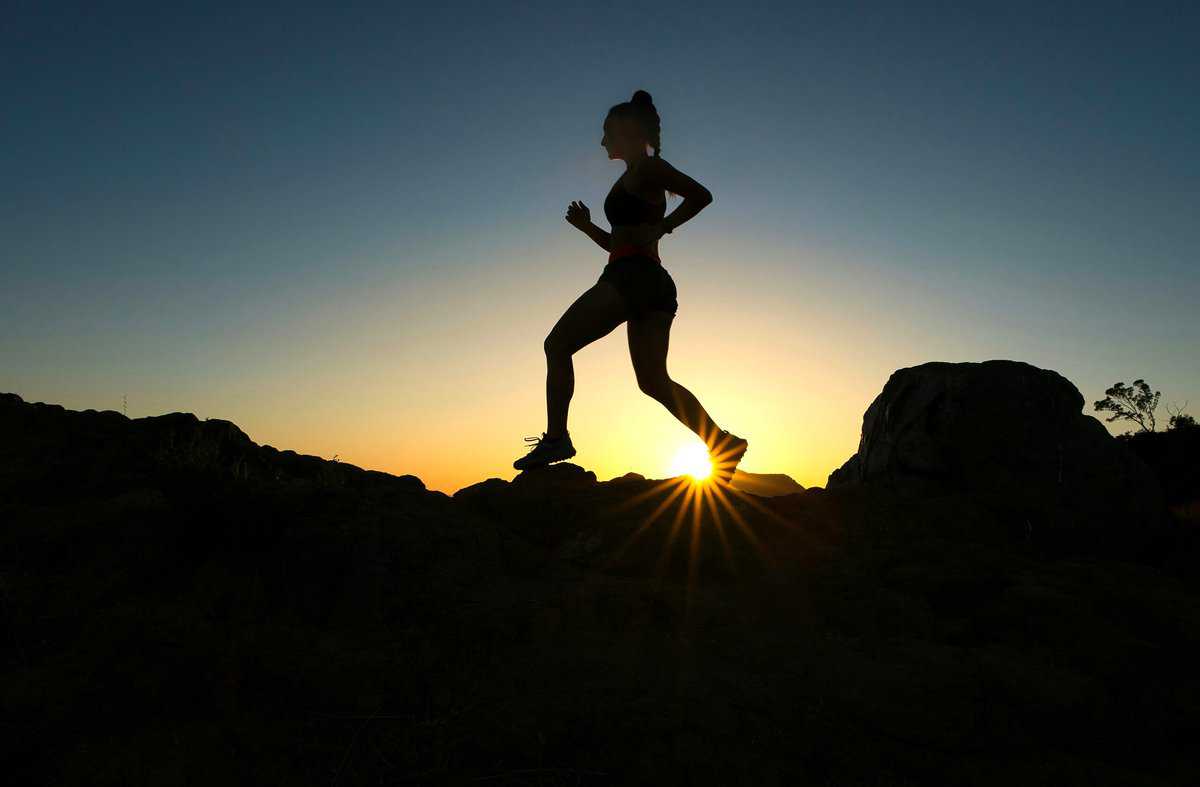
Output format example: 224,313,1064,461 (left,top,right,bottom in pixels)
635,155,673,178
625,159,669,201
